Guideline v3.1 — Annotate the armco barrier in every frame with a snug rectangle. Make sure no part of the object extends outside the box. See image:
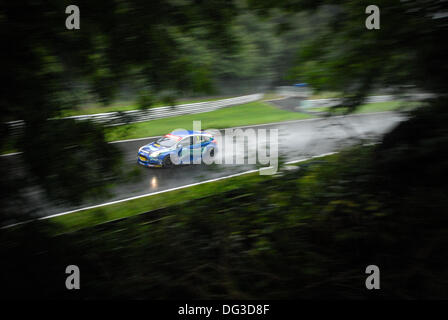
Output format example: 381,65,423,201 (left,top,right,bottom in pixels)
5,93,263,133
63,93,263,126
